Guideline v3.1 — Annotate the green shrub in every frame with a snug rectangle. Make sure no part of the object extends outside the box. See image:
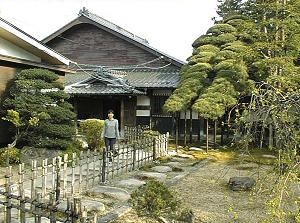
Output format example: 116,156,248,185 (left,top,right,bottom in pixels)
0,147,20,166
129,180,180,219
79,119,105,151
